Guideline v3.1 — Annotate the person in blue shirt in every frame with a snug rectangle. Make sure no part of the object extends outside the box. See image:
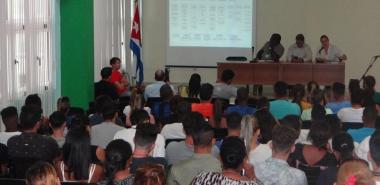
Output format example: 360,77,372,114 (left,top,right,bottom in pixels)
325,82,351,114
269,81,301,120
225,87,255,116
348,106,377,143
